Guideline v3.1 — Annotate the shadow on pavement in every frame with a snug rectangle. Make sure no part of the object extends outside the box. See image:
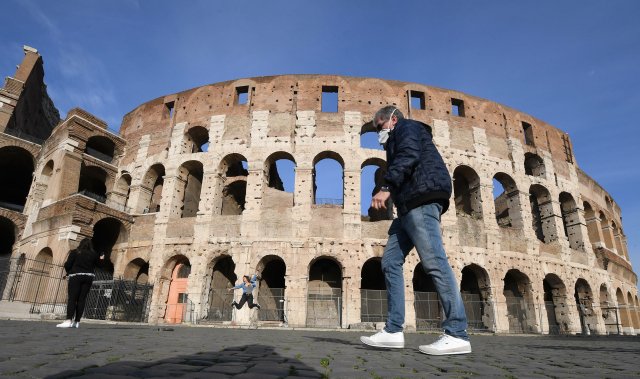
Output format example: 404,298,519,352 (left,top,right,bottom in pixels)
45,344,323,378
